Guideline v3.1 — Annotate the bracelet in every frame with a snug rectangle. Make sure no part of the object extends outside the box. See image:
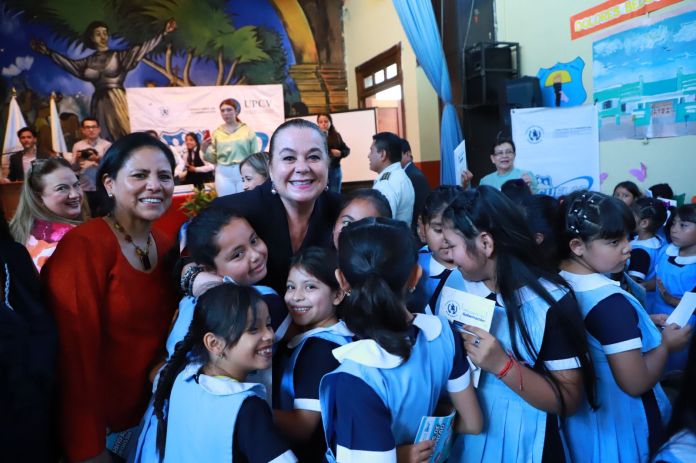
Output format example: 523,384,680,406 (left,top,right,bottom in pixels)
181,265,204,295
496,352,526,391
496,354,515,380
